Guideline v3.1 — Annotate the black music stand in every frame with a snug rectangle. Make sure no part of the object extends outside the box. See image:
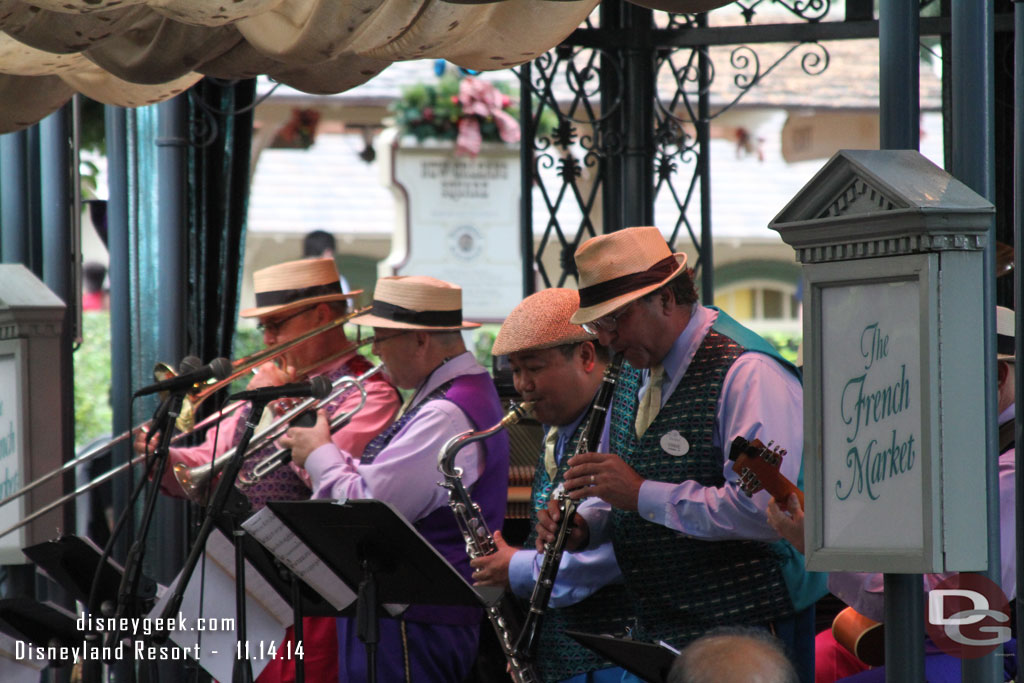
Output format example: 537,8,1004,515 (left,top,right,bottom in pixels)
266,499,503,683
23,534,133,608
0,598,78,665
566,631,679,683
